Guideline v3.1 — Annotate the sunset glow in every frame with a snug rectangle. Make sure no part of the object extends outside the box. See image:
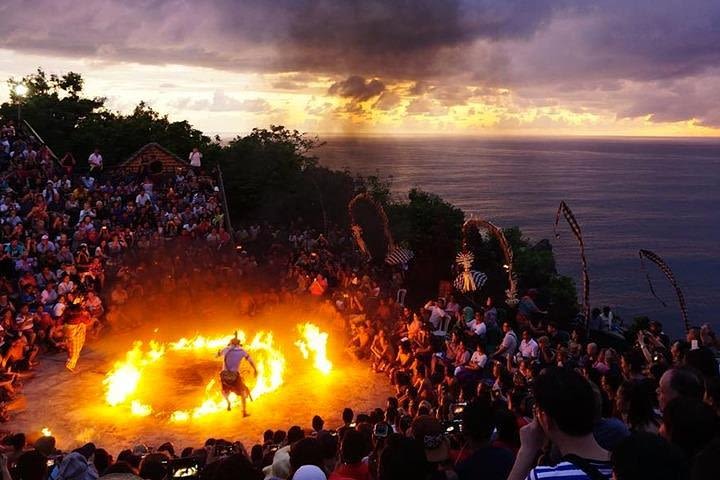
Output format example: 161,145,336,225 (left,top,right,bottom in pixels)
1,1,718,137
